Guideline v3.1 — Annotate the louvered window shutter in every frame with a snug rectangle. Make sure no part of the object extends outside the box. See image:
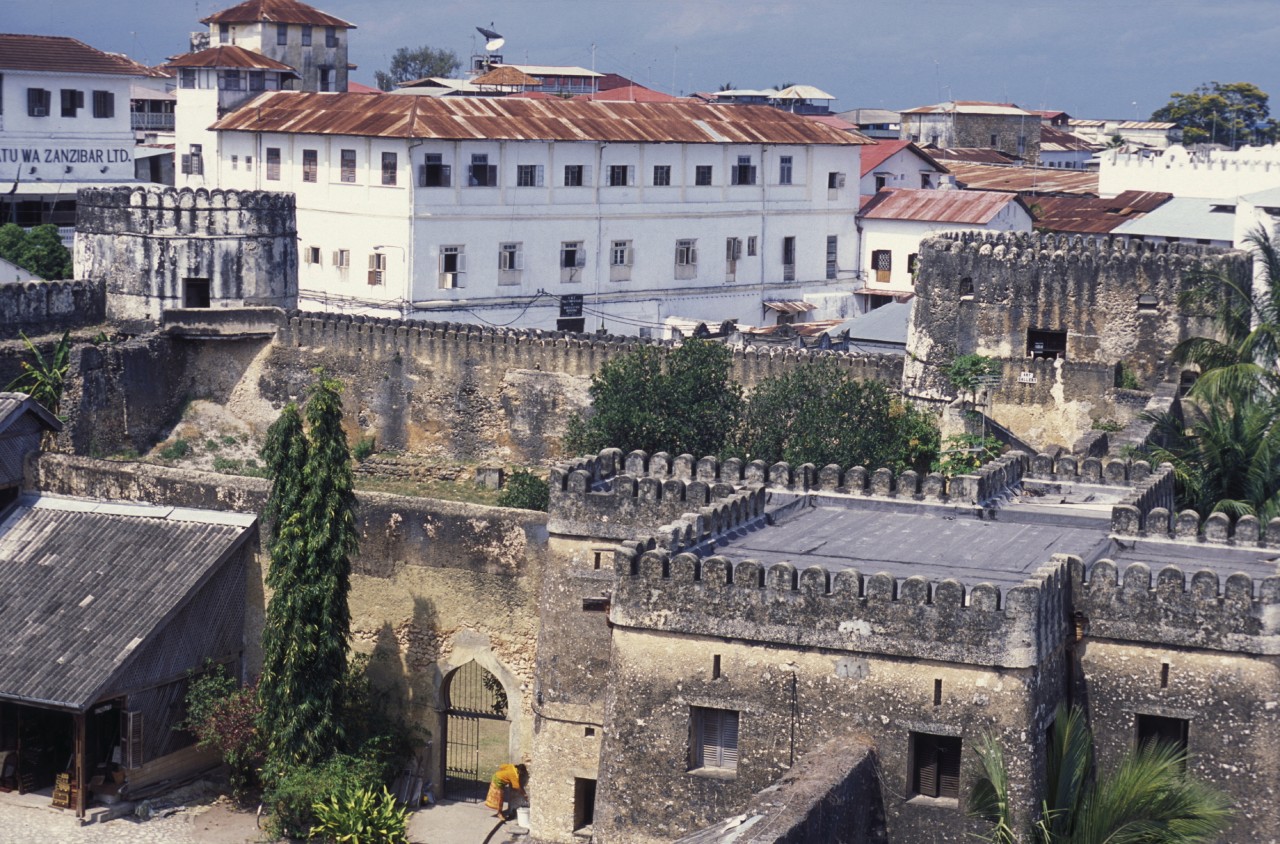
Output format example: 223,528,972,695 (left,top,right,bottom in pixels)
719,711,739,768
576,248,586,268
180,155,192,175
515,250,524,271
700,713,719,767
915,738,938,797
583,165,592,186
441,164,452,186
627,165,635,186
124,711,144,769
938,739,961,798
